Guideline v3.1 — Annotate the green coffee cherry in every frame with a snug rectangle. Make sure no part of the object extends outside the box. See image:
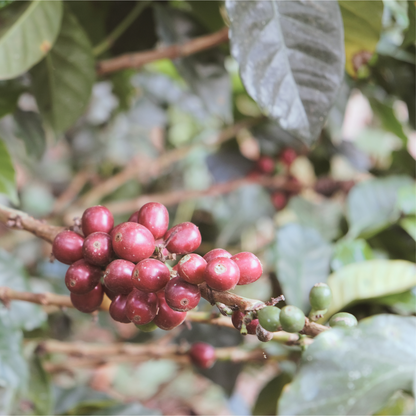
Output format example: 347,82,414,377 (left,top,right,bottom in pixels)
135,321,158,332
280,305,305,333
329,312,357,328
257,306,281,332
309,283,332,310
